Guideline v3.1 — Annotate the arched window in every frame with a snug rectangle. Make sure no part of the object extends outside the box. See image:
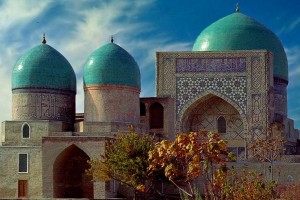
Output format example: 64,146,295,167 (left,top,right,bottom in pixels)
22,123,30,139
140,102,146,116
217,116,226,133
149,102,164,129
